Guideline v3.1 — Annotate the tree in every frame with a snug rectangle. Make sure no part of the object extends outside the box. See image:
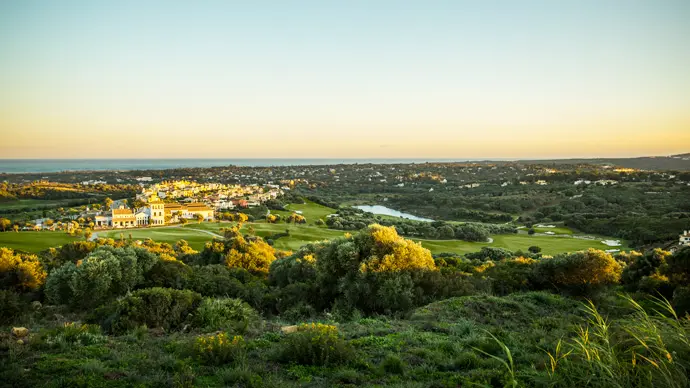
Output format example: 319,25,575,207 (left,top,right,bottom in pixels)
528,228,536,235
528,246,542,254
45,246,158,308
438,225,455,239
12,224,19,233
0,218,11,232
179,217,188,225
104,197,113,210
195,213,204,224
83,228,93,241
